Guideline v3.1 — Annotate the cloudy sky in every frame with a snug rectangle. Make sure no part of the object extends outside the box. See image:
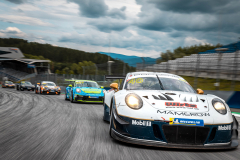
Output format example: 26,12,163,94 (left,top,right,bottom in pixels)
0,0,240,57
